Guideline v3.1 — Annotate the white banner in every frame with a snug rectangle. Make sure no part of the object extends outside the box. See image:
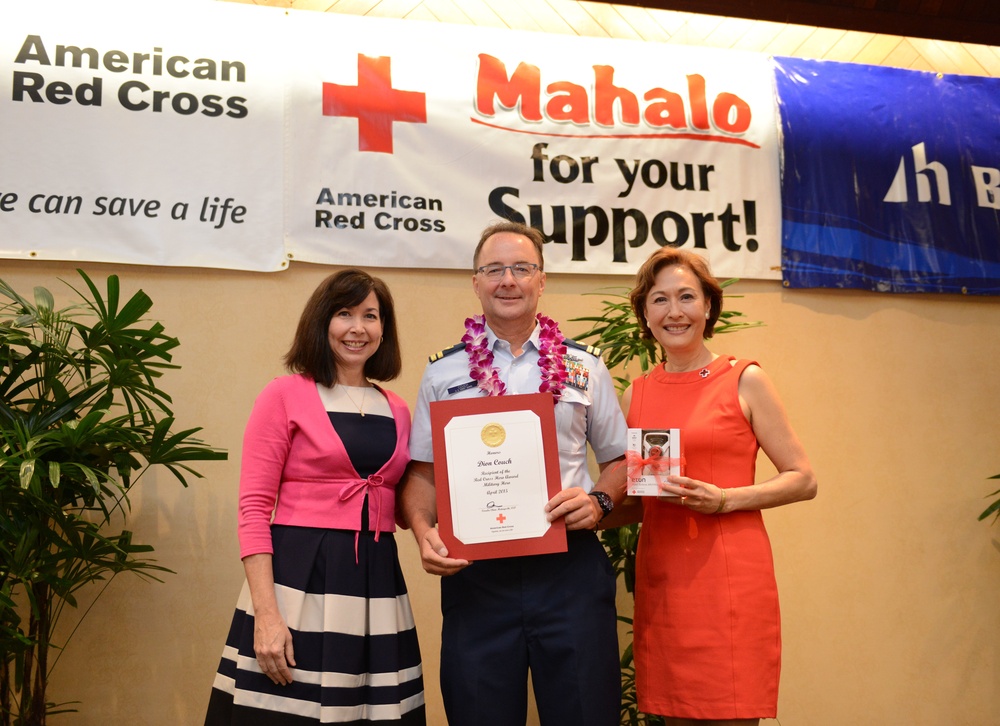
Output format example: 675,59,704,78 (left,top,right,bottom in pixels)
1,0,781,279
0,0,287,271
